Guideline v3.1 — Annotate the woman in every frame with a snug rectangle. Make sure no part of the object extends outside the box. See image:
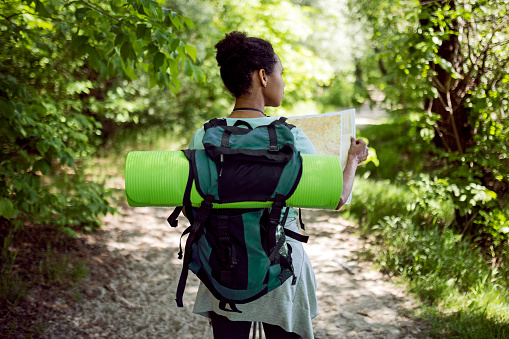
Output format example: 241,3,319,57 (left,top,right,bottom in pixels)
188,31,368,339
